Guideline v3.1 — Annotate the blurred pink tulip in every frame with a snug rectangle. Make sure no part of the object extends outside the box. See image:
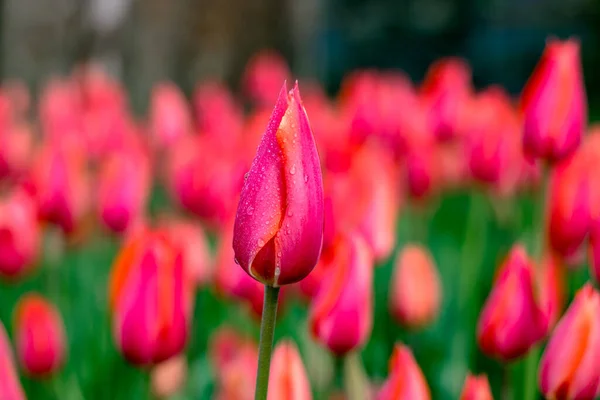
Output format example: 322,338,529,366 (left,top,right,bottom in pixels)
389,244,441,329
309,233,373,356
39,78,82,143
0,190,40,279
539,284,600,400
477,245,547,361
521,38,586,163
0,321,25,400
268,340,312,400
460,373,493,400
150,82,192,149
109,229,194,365
151,355,187,398
98,146,151,234
193,81,243,142
14,293,66,377
243,51,290,106
0,122,33,182
537,254,565,330
420,57,472,142
233,82,324,287
377,343,431,400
